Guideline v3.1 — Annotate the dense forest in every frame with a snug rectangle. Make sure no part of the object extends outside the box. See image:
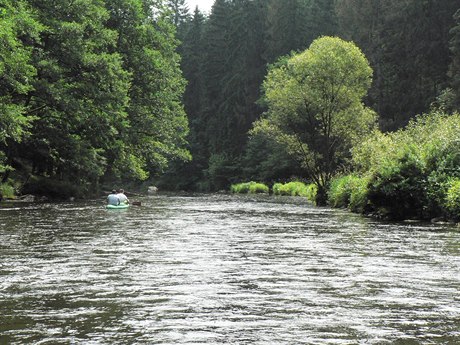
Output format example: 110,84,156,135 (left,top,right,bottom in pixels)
0,0,189,198
164,0,460,194
1,0,460,210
